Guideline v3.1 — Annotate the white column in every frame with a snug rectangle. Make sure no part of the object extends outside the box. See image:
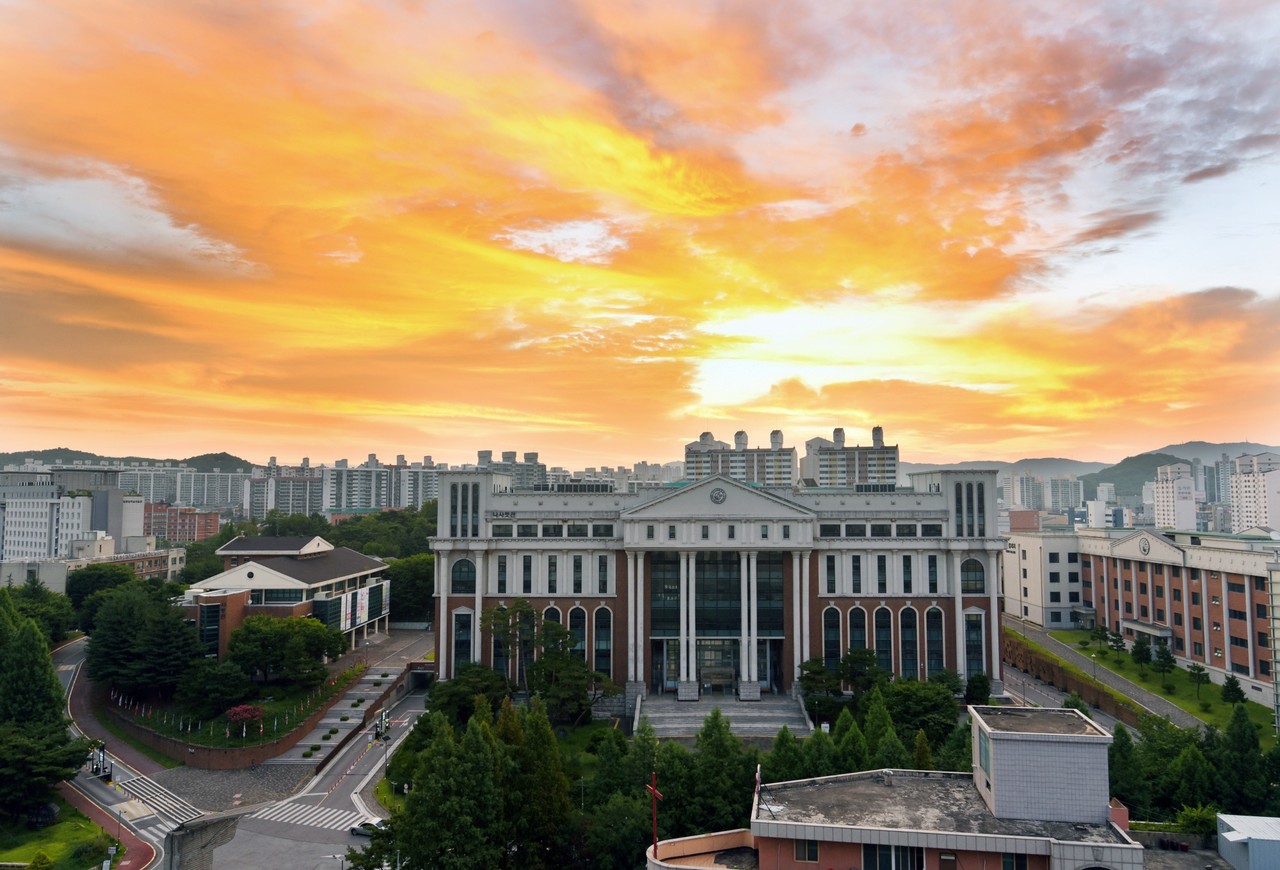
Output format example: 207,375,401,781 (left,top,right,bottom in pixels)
987,550,1001,681
749,551,759,681
691,550,700,682
437,551,449,680
627,550,637,682
800,552,811,668
792,551,803,677
473,551,486,664
953,551,966,677
636,552,646,685
679,550,689,681
739,551,749,680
